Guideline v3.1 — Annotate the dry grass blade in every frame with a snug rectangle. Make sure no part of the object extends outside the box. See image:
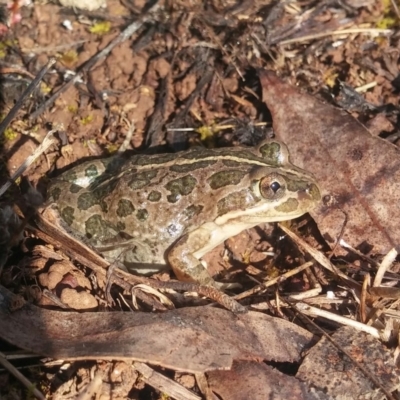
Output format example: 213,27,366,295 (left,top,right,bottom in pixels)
0,58,56,138
0,129,58,198
278,223,360,289
295,302,380,338
278,28,392,46
134,362,201,400
0,352,45,400
234,261,314,301
374,248,398,287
